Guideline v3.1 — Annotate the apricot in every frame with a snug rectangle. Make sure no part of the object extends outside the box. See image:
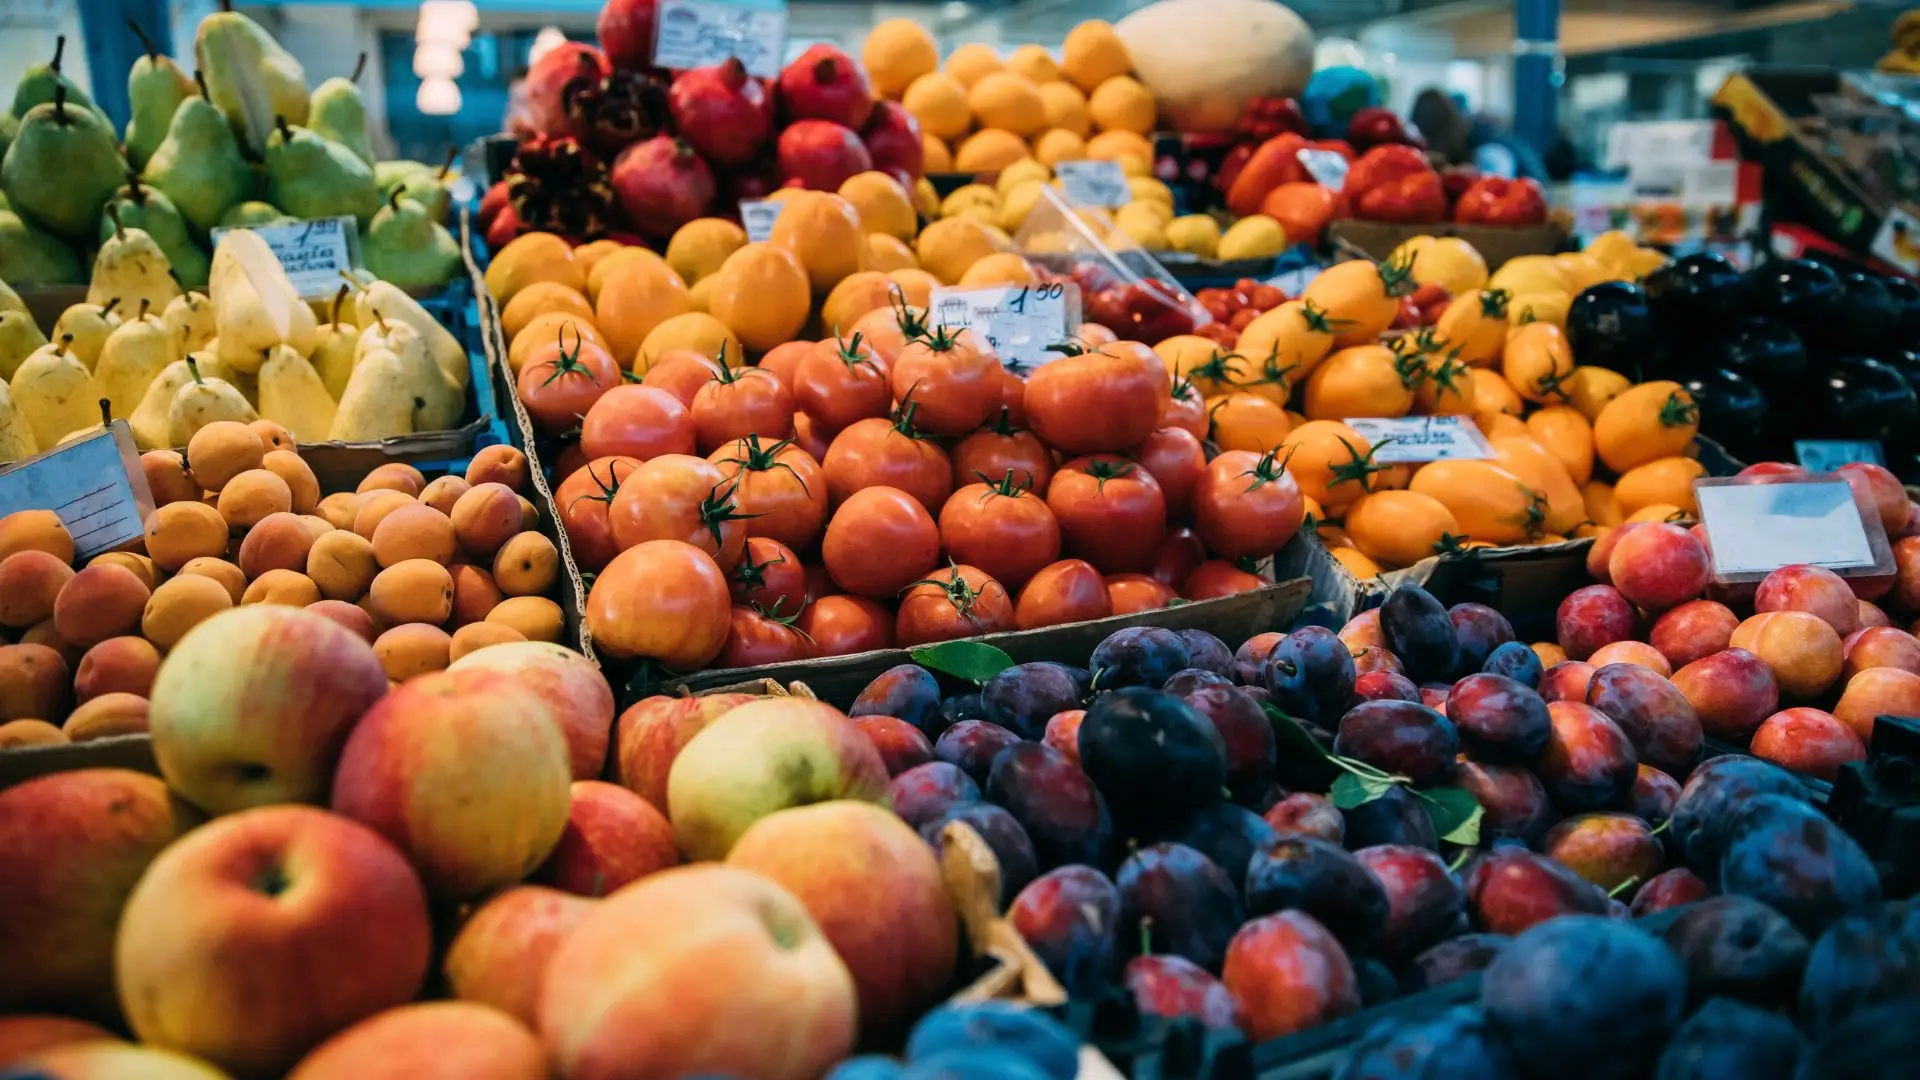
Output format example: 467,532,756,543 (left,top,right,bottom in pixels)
73,635,162,701
1586,640,1672,678
177,556,247,603
369,559,455,625
52,564,150,648
300,515,335,540
449,621,527,662
1729,611,1844,700
1832,667,1920,746
63,692,151,741
261,449,320,514
248,418,295,453
16,622,78,669
452,483,525,556
420,475,471,516
353,490,417,541
307,598,378,642
374,623,453,681
137,576,232,654
494,532,559,597
0,550,74,628
1750,708,1865,781
517,496,540,527
217,468,294,530
0,719,66,749
372,504,459,568
0,509,75,563
240,568,323,607
141,449,200,506
308,530,380,601
143,501,229,571
315,492,359,531
1840,626,1920,680
185,420,265,491
466,445,530,492
357,462,427,497
89,551,158,589
488,596,564,642
0,643,69,722
449,563,505,625
236,512,316,579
